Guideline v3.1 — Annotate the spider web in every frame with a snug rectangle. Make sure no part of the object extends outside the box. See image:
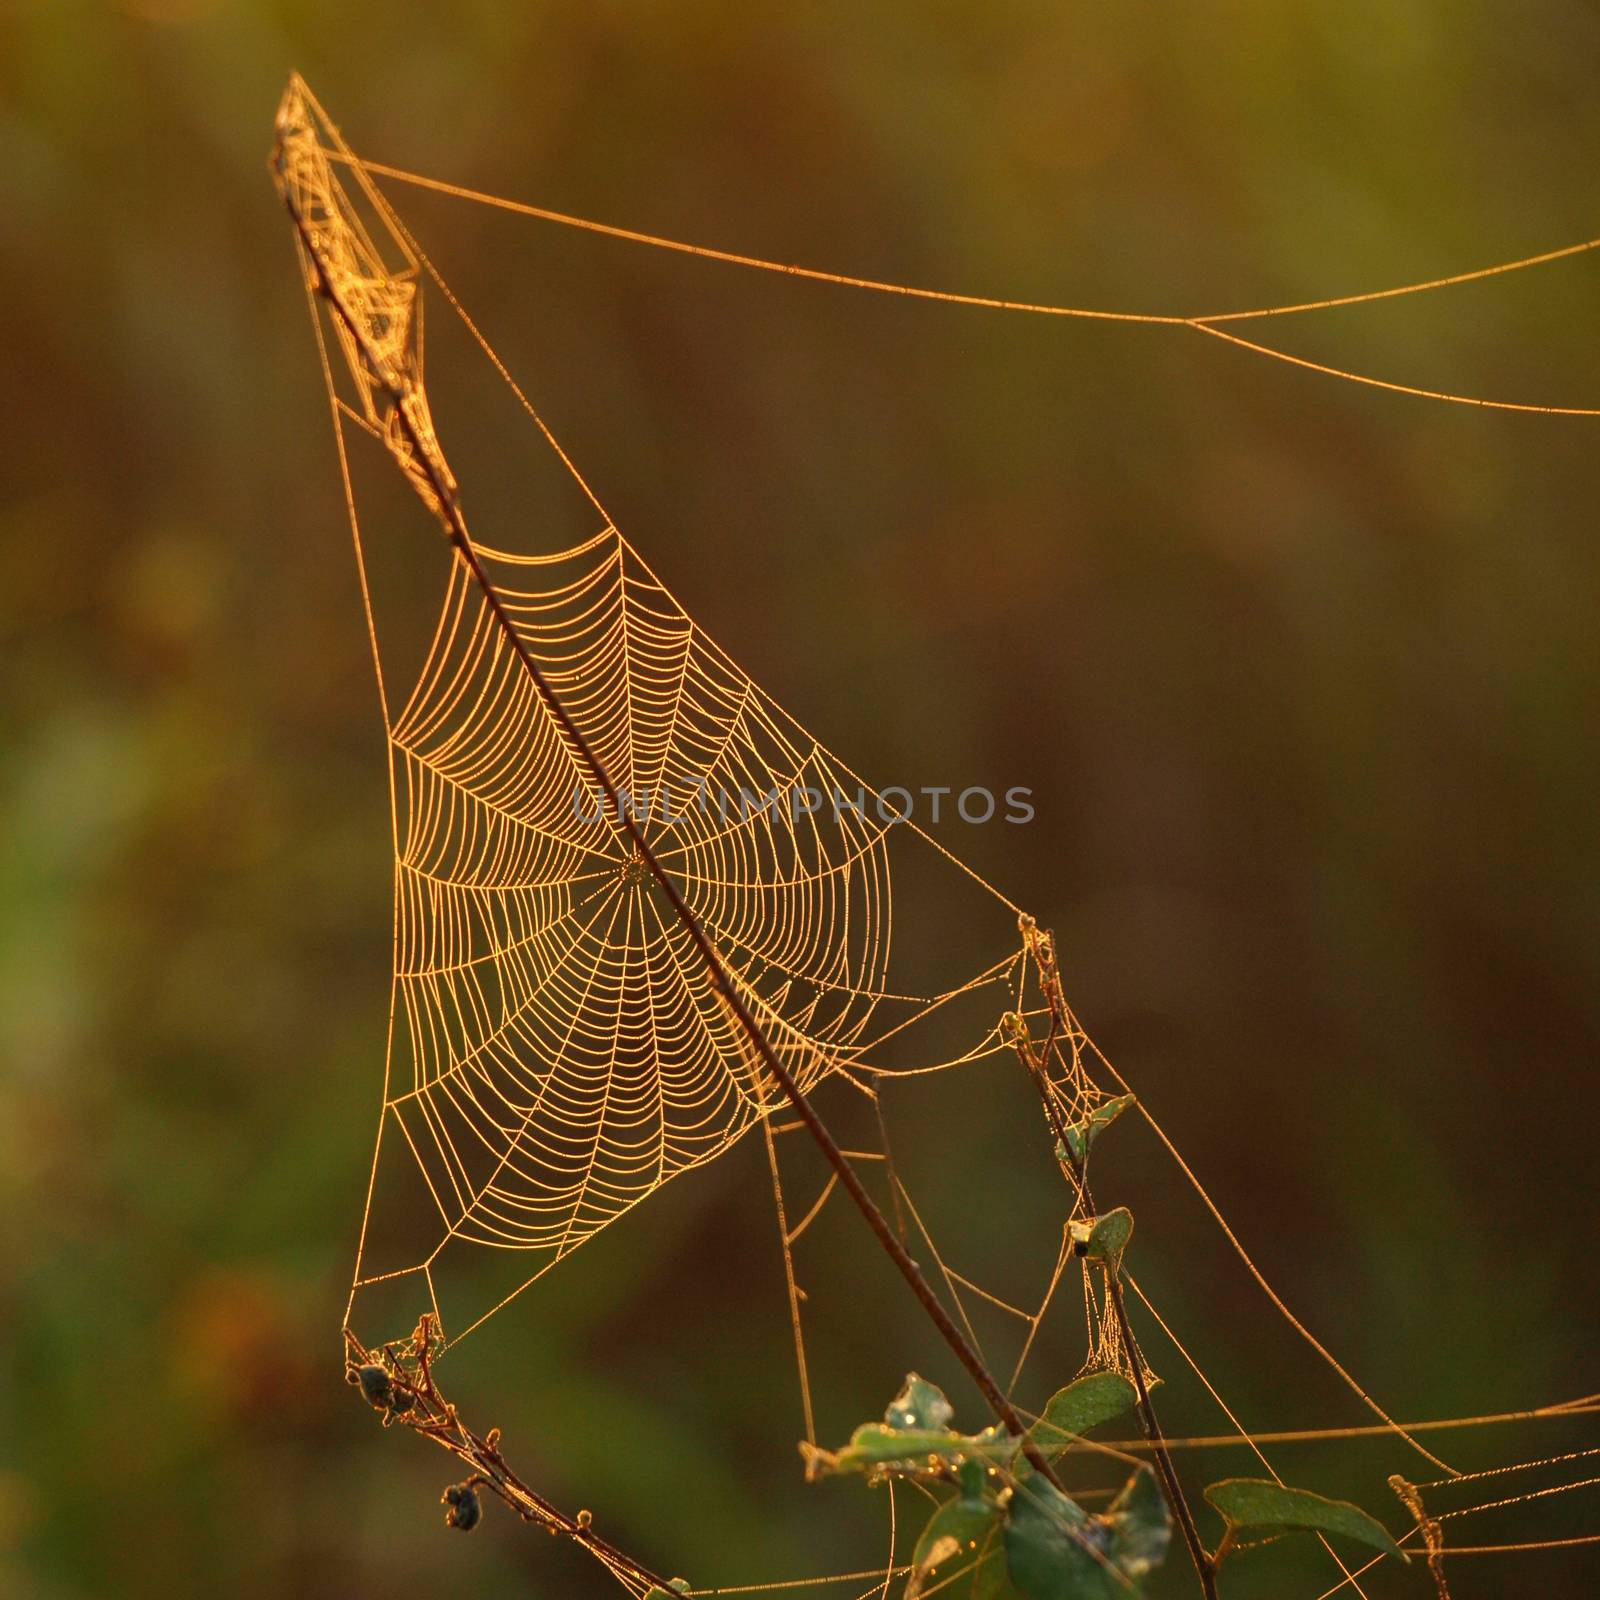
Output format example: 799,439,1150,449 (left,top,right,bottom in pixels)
279,82,1032,1348
276,76,1599,1600
368,525,1011,1338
